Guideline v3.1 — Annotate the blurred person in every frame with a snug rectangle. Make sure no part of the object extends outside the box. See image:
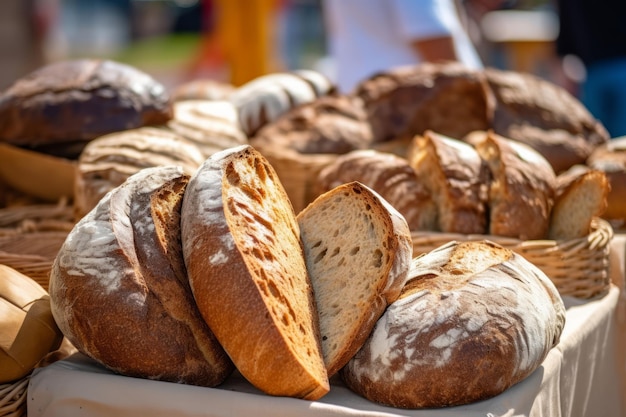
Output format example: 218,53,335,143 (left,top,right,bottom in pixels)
321,0,484,93
556,0,626,138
